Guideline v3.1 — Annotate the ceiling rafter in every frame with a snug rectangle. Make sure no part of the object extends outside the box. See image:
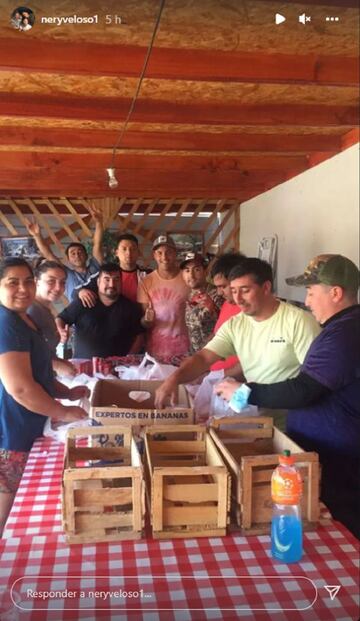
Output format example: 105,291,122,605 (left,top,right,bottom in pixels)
0,0,358,202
